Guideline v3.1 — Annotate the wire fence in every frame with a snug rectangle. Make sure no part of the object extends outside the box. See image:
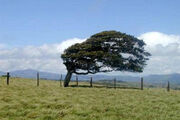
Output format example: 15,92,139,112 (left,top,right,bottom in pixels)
1,72,179,92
